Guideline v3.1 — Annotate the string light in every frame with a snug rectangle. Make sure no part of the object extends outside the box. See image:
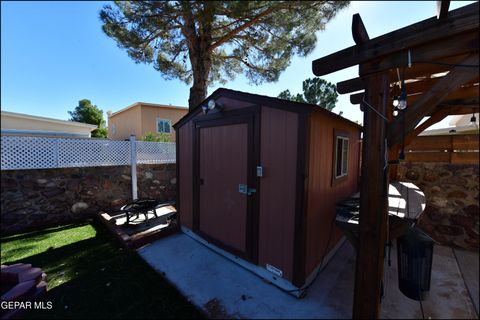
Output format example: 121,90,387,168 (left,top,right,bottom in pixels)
397,81,407,110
